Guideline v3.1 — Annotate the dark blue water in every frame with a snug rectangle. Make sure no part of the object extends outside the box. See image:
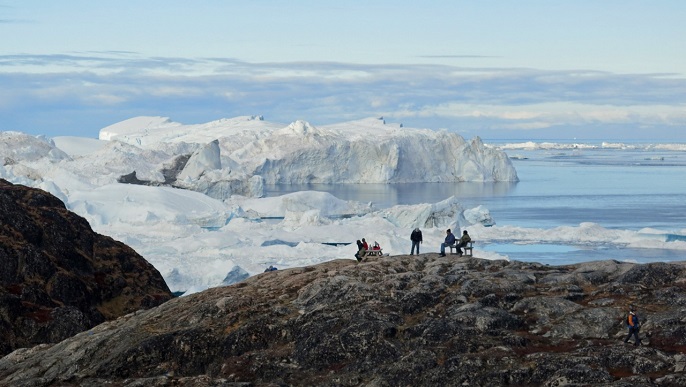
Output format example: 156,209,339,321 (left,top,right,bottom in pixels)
478,243,686,265
265,149,686,230
264,142,686,264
